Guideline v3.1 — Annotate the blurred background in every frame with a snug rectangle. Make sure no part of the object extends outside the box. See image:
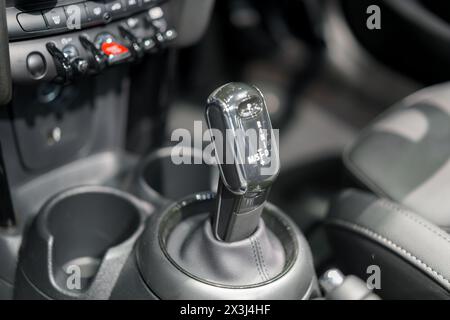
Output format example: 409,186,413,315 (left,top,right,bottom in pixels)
129,0,450,271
